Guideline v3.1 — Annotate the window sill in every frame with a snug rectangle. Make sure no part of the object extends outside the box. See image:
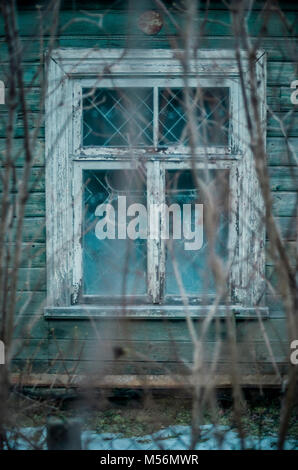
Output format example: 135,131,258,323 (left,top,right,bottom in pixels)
44,305,269,320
